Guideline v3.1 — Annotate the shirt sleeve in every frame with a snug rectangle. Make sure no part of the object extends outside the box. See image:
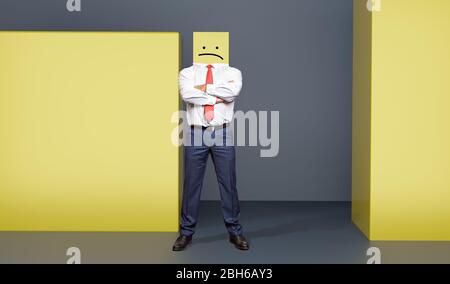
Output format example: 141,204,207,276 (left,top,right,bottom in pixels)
179,67,217,106
206,68,243,103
